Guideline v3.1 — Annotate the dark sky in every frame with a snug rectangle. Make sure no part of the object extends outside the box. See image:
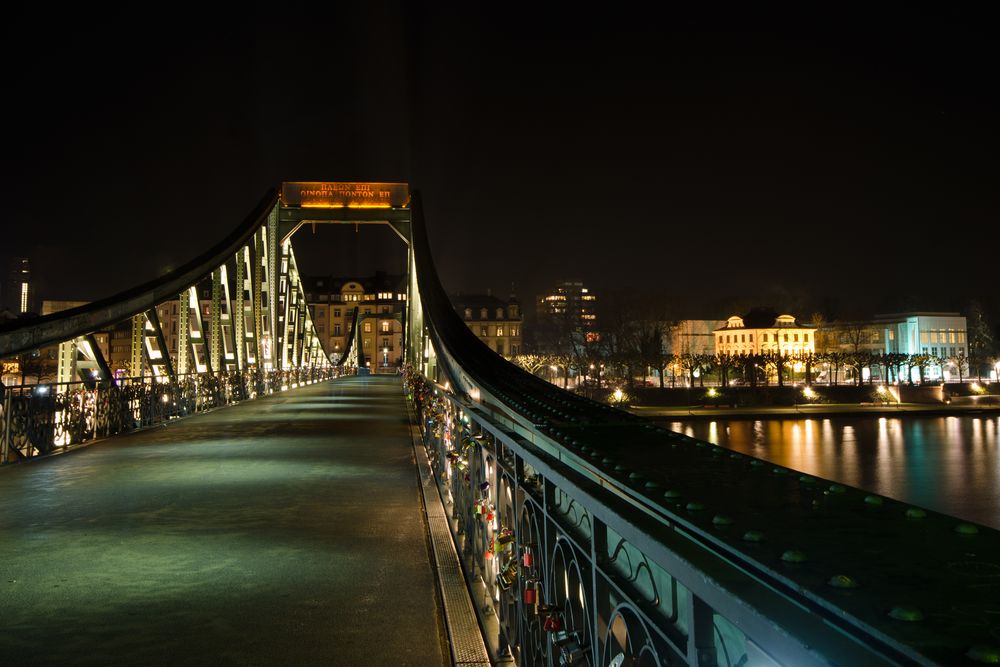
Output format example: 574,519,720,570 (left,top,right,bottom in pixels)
2,3,996,324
